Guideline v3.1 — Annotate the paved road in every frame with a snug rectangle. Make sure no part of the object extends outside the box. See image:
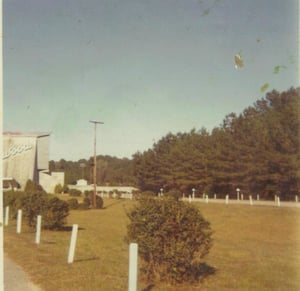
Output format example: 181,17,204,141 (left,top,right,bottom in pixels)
4,254,41,291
